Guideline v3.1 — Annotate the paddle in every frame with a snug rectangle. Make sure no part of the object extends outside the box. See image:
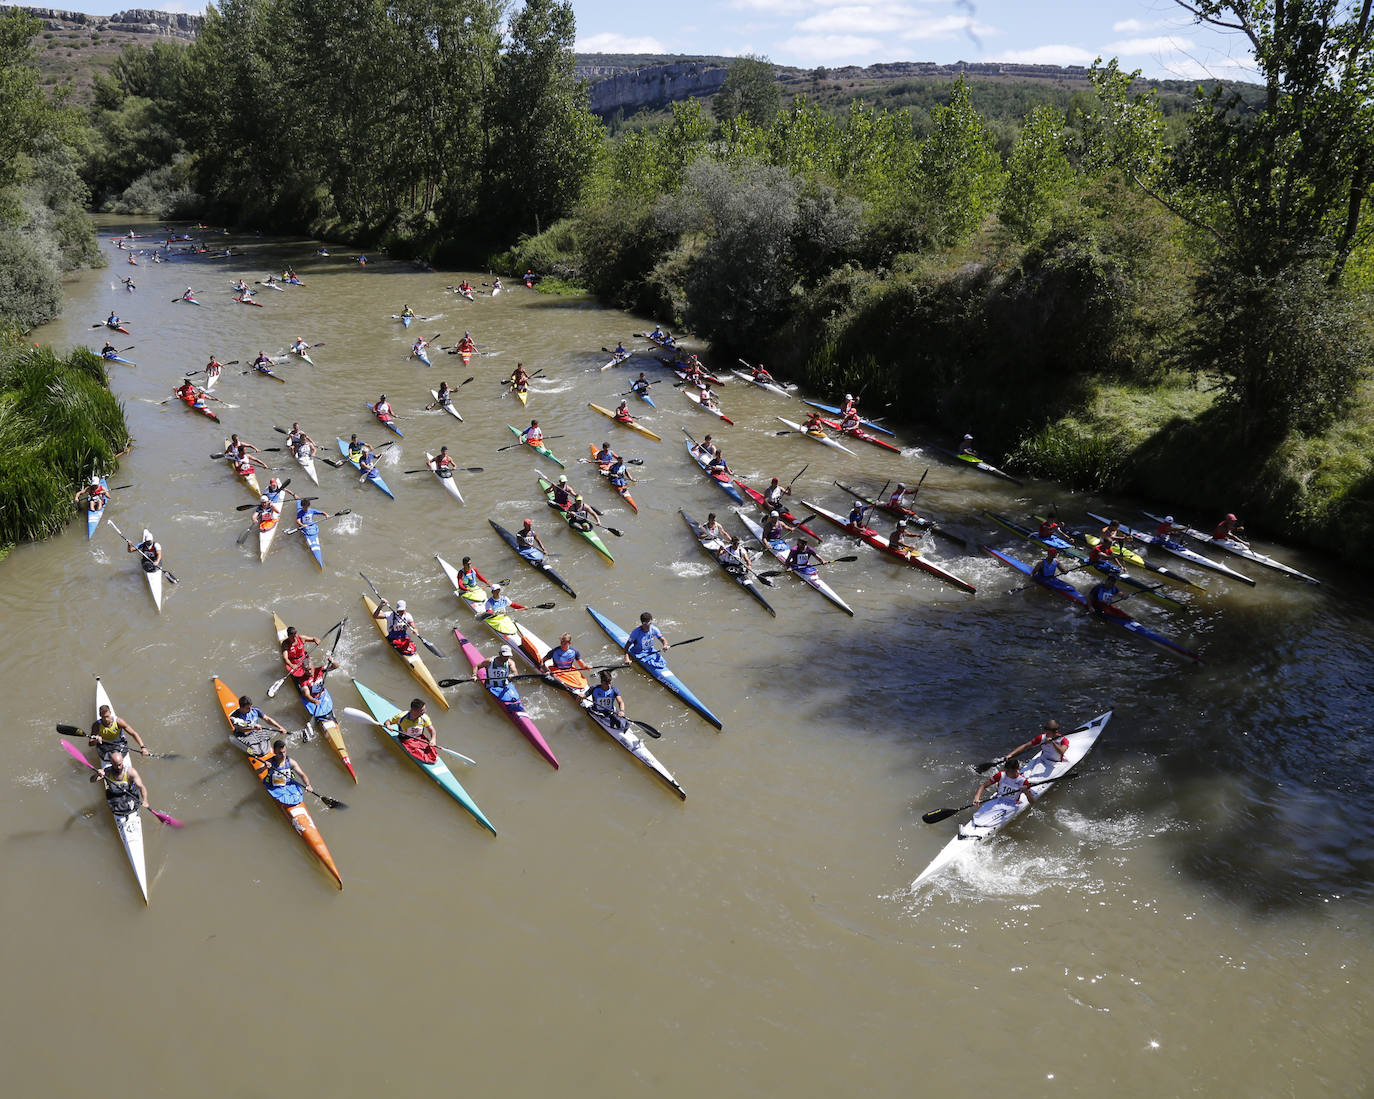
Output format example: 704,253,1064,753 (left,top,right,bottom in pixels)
921,775,1070,823
438,659,634,688
267,619,345,698
61,744,184,826
424,376,476,409
107,522,179,583
232,477,292,508
497,434,565,452
1004,559,1095,596
281,508,351,536
339,707,477,766
359,571,444,658
211,448,280,459
298,620,349,742
321,440,394,468
55,725,180,760
402,466,484,475
620,381,662,396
